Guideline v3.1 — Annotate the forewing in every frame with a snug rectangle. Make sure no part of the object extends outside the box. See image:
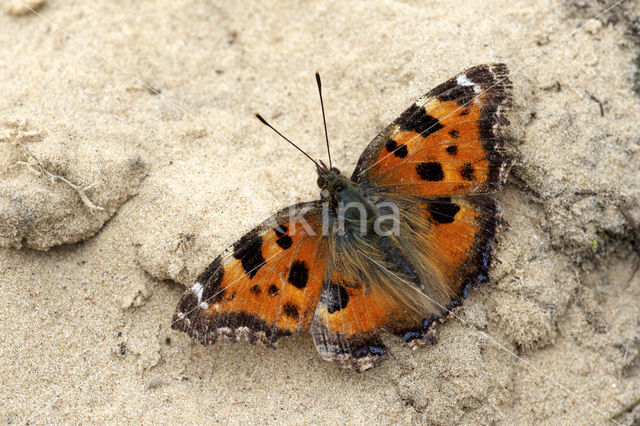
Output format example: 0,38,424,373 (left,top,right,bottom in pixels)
172,202,326,348
352,63,512,196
